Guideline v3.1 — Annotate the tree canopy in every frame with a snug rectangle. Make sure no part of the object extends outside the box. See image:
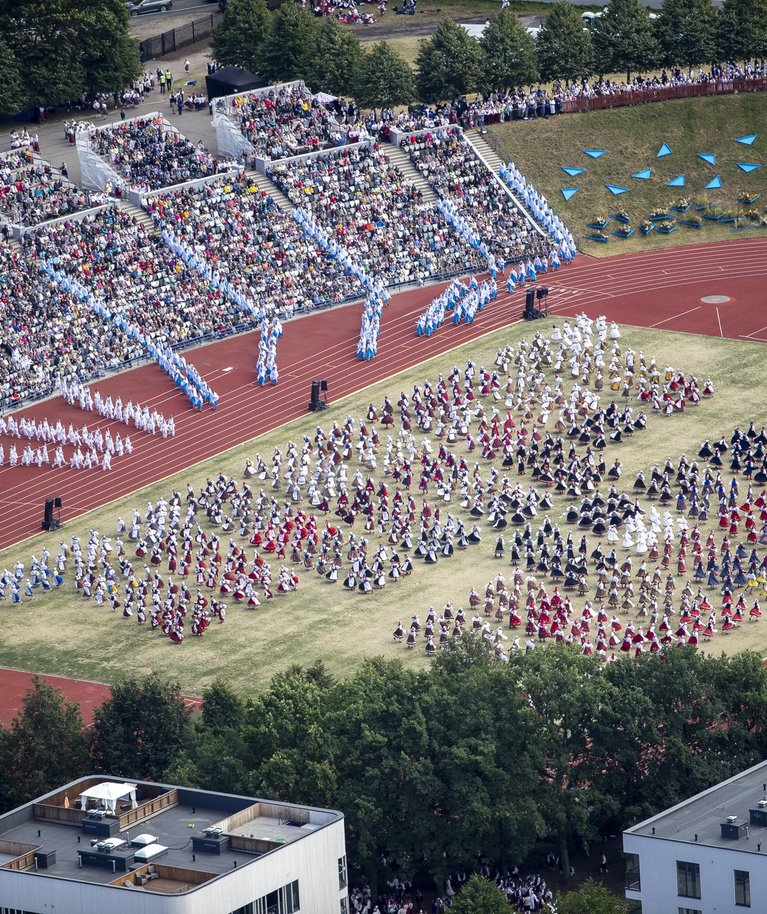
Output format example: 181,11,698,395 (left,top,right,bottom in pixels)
307,16,365,97
0,0,140,108
211,0,273,74
0,678,89,811
593,0,660,81
536,1,595,83
416,19,483,102
89,674,192,781
479,10,540,92
261,2,320,83
354,42,415,111
656,0,718,69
